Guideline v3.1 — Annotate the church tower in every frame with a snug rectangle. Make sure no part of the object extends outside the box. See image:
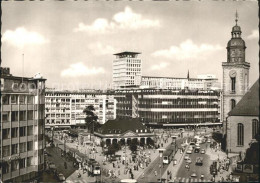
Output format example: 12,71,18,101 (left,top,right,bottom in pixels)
222,12,250,122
